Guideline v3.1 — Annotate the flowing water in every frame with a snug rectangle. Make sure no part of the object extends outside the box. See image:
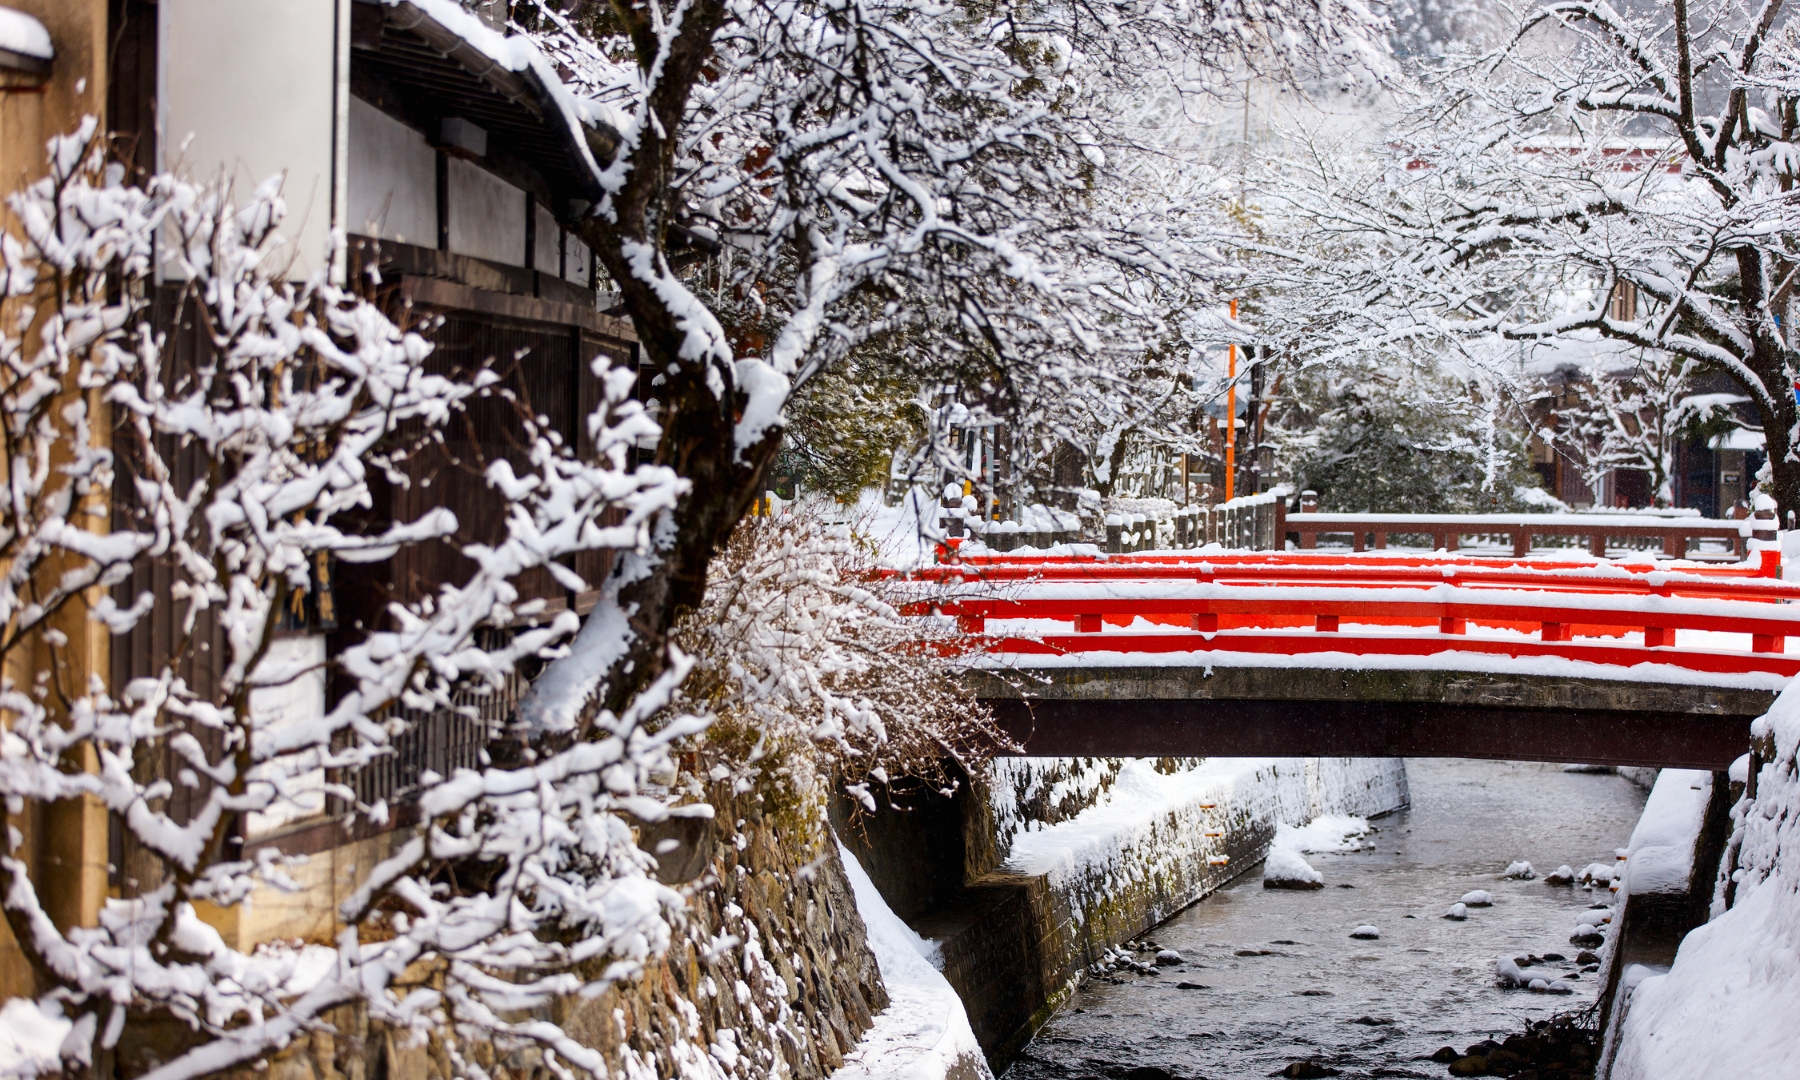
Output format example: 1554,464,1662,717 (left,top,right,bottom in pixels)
1004,758,1650,1079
